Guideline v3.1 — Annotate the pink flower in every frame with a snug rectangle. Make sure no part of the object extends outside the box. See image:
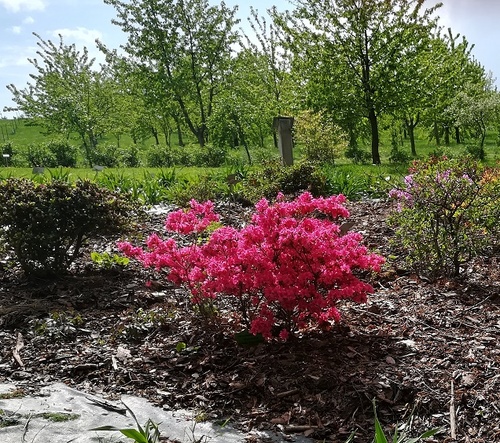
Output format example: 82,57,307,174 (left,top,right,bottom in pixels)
117,192,384,341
